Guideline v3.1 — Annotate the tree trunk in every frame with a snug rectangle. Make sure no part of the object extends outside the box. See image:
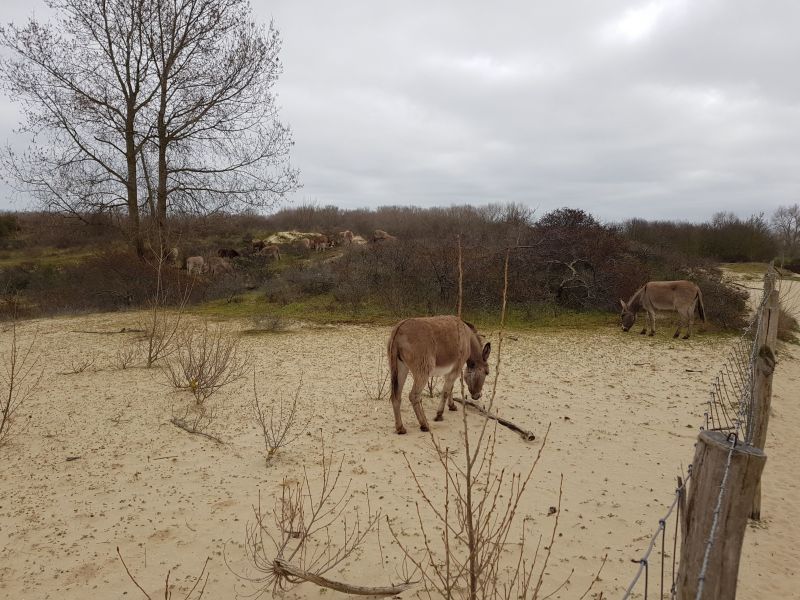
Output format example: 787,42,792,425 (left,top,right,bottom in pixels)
125,110,144,258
